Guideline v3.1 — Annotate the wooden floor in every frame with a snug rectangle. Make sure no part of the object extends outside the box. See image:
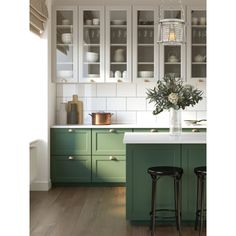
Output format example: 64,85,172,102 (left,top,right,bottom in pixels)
30,187,206,236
